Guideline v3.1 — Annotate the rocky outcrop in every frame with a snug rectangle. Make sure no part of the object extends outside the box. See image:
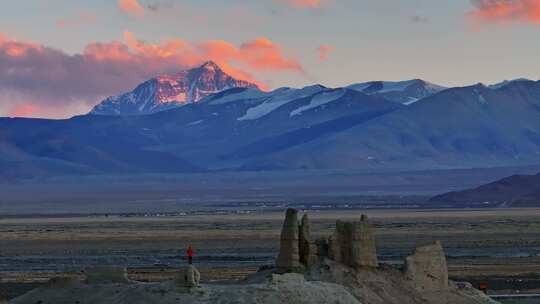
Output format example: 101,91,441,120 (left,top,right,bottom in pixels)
404,241,449,291
307,259,428,304
306,258,498,304
175,265,201,288
12,271,363,304
329,215,378,268
271,272,306,284
84,267,130,284
276,208,302,273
